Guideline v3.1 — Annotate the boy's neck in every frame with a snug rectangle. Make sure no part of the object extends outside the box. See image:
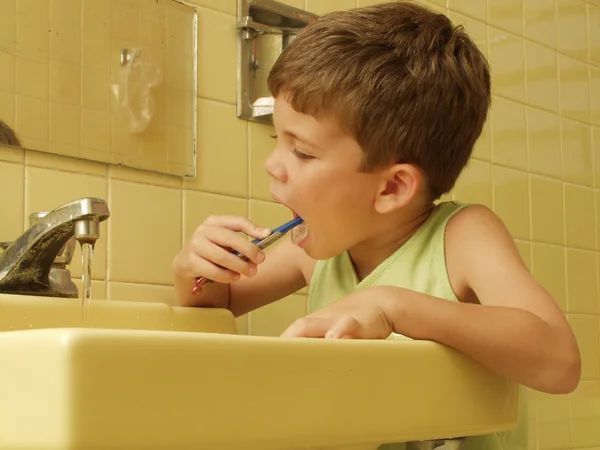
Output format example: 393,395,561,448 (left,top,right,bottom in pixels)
348,201,436,281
